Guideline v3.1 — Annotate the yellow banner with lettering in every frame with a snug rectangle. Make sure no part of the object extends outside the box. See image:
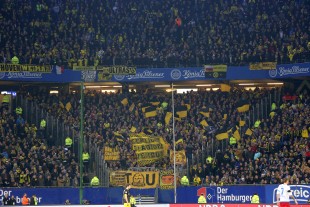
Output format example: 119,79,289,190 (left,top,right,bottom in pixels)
97,66,136,75
103,146,120,161
109,170,159,188
160,170,174,189
249,62,277,70
170,150,186,165
130,133,168,166
0,64,52,73
109,171,127,186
